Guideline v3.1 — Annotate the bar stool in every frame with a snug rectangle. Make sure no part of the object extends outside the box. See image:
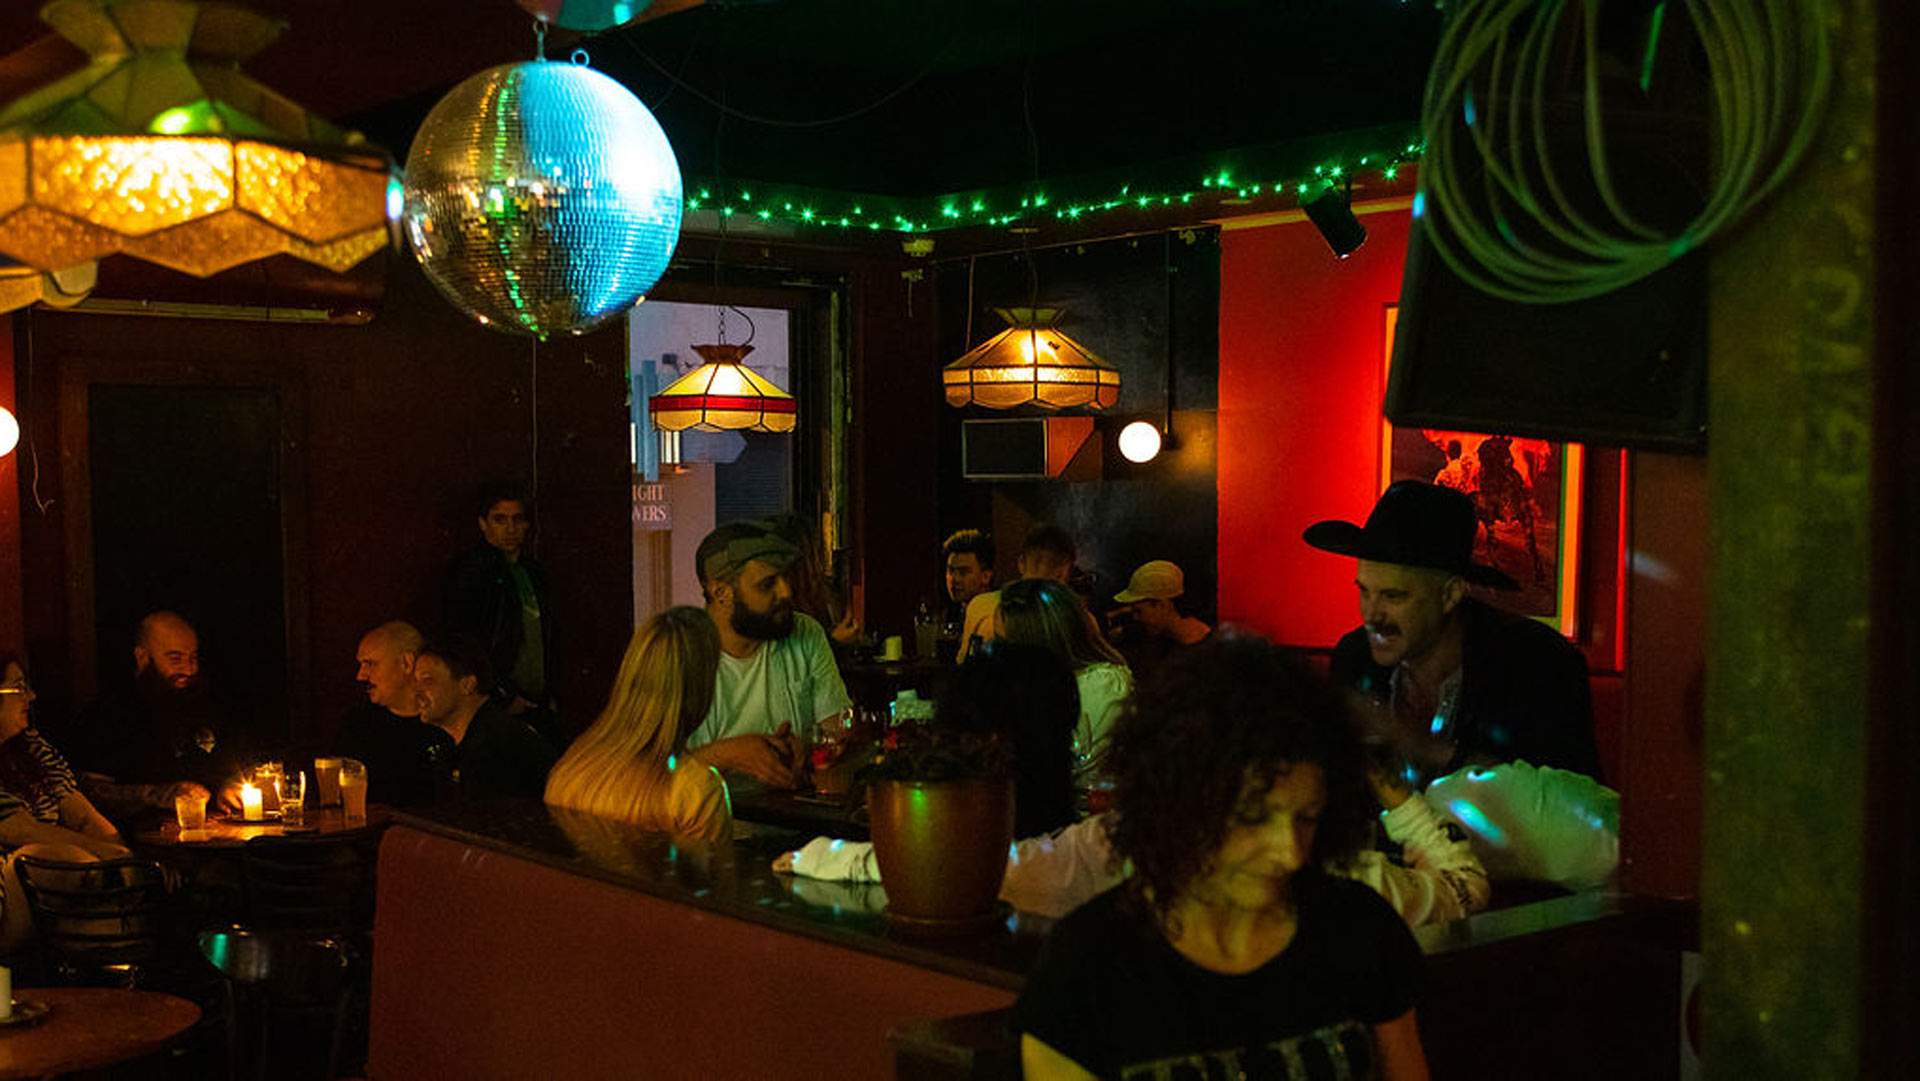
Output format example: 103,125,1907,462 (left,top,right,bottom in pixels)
198,928,352,1081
